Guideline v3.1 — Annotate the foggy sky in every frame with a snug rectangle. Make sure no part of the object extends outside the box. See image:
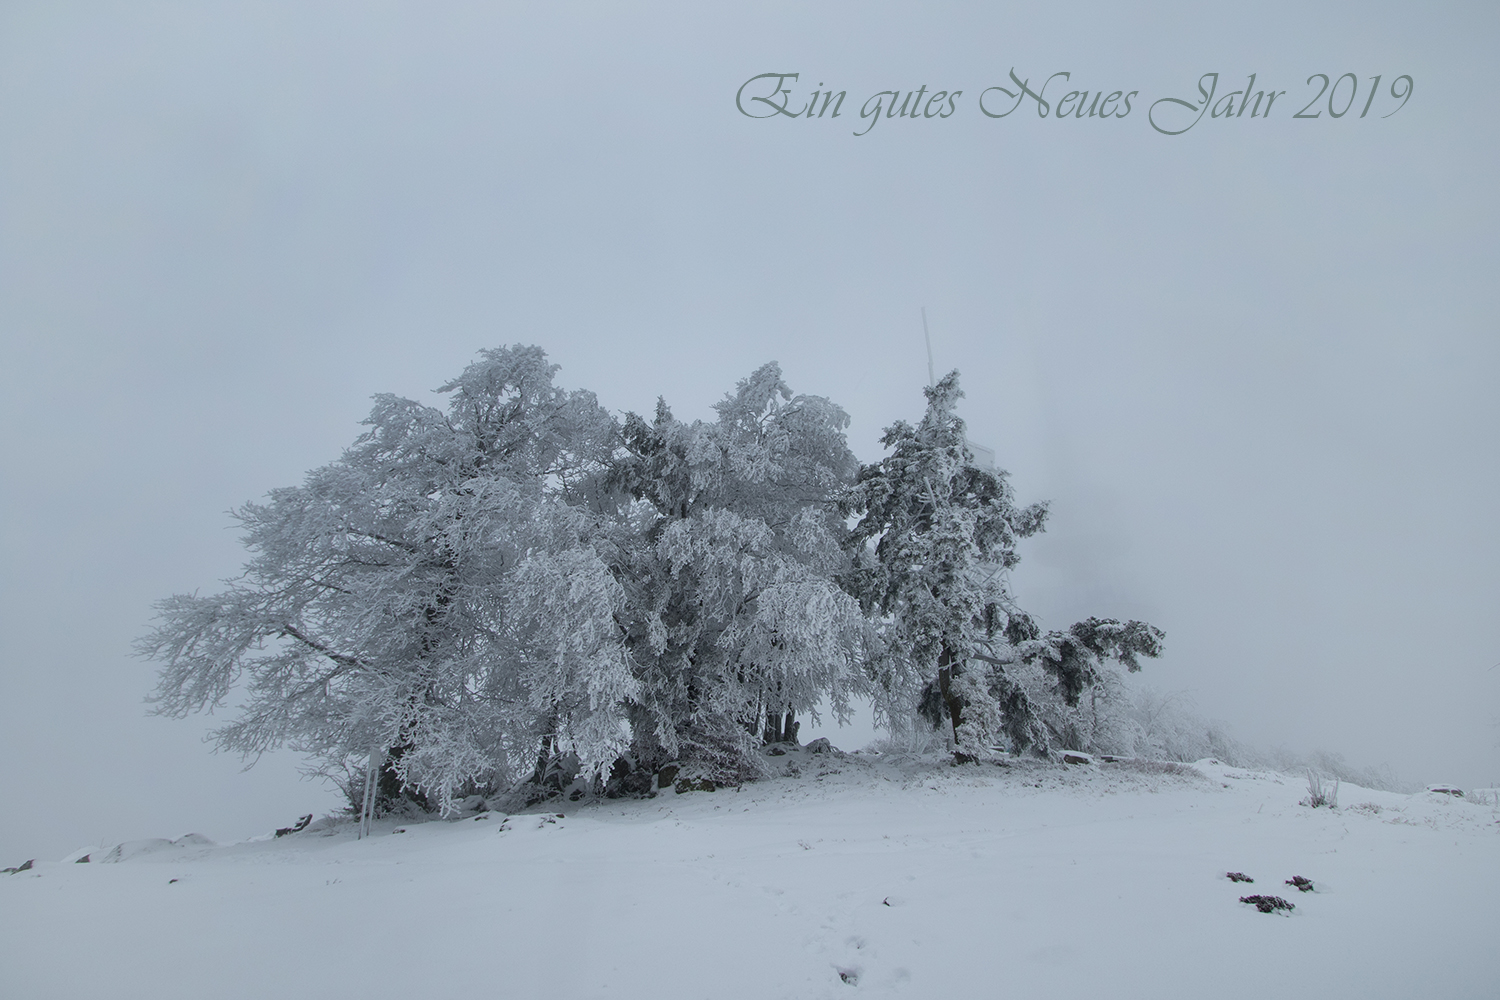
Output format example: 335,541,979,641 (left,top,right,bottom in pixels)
2,1,1496,862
